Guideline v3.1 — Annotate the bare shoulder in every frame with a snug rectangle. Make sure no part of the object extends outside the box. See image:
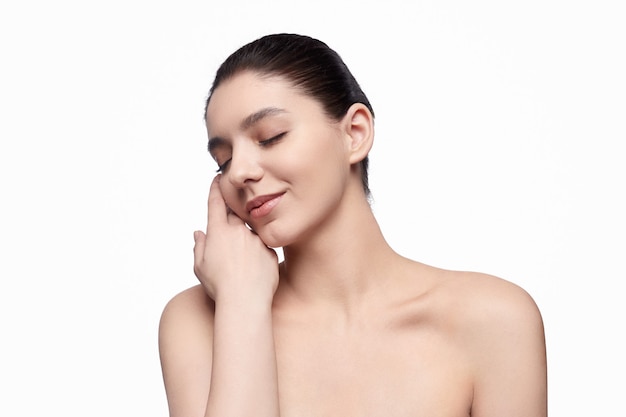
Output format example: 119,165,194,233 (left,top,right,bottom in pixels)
159,284,215,356
441,269,543,328
158,285,215,417
422,267,545,350
159,283,215,361
159,284,215,343
161,284,214,321
426,267,547,416
400,260,543,329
